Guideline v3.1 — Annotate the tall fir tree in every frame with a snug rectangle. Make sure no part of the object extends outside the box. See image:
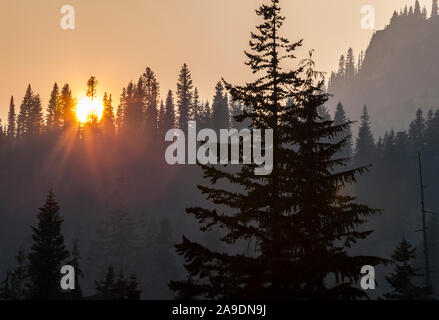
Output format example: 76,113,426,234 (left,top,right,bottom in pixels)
28,94,44,136
163,90,176,132
433,0,438,17
7,96,16,139
337,55,346,78
158,100,166,136
142,67,160,136
355,105,376,167
176,63,193,130
170,0,384,300
192,87,203,122
101,92,116,136
345,48,355,79
27,190,69,300
116,87,127,133
333,102,352,162
414,0,421,17
46,83,62,134
408,108,425,150
86,76,98,100
211,81,229,130
17,85,33,138
384,239,431,300
60,84,77,130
